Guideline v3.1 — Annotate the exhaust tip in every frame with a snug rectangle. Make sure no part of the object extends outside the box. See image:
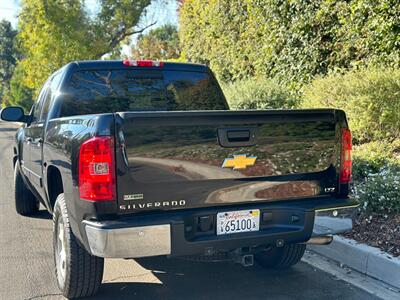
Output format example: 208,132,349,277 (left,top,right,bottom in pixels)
306,236,333,245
